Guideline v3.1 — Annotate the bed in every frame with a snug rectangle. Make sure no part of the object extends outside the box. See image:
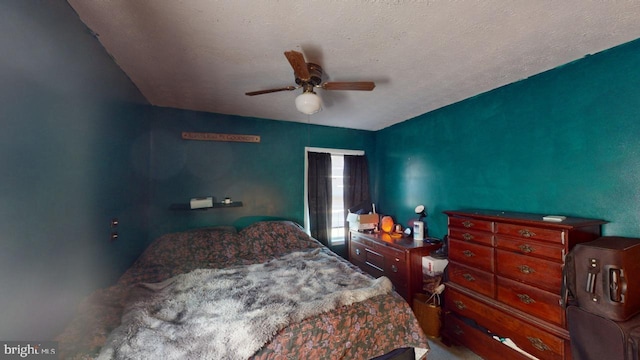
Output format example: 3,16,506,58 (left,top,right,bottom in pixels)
56,221,429,359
